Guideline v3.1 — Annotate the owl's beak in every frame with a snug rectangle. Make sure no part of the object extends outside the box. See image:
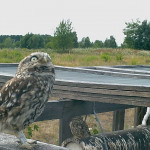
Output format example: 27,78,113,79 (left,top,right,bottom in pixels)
43,56,48,63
